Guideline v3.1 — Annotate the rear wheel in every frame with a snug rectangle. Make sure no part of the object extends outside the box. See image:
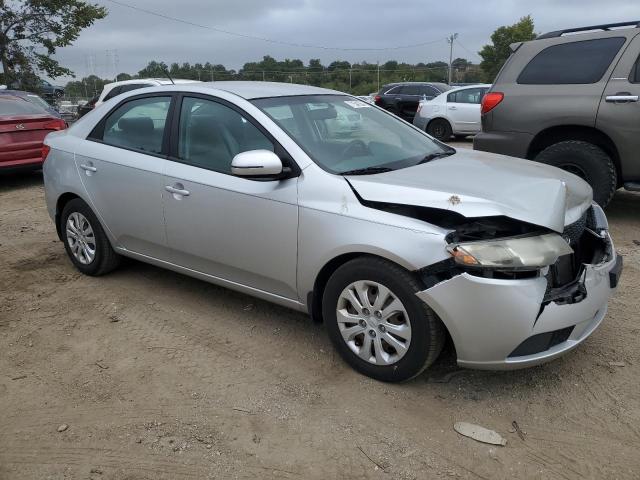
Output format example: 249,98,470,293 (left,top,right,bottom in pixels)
427,119,452,141
535,140,617,207
322,257,445,382
61,198,121,276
